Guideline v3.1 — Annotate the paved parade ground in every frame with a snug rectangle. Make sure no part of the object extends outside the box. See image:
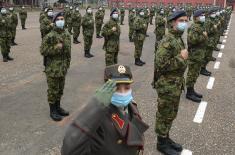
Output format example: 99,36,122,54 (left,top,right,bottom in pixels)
0,10,235,155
